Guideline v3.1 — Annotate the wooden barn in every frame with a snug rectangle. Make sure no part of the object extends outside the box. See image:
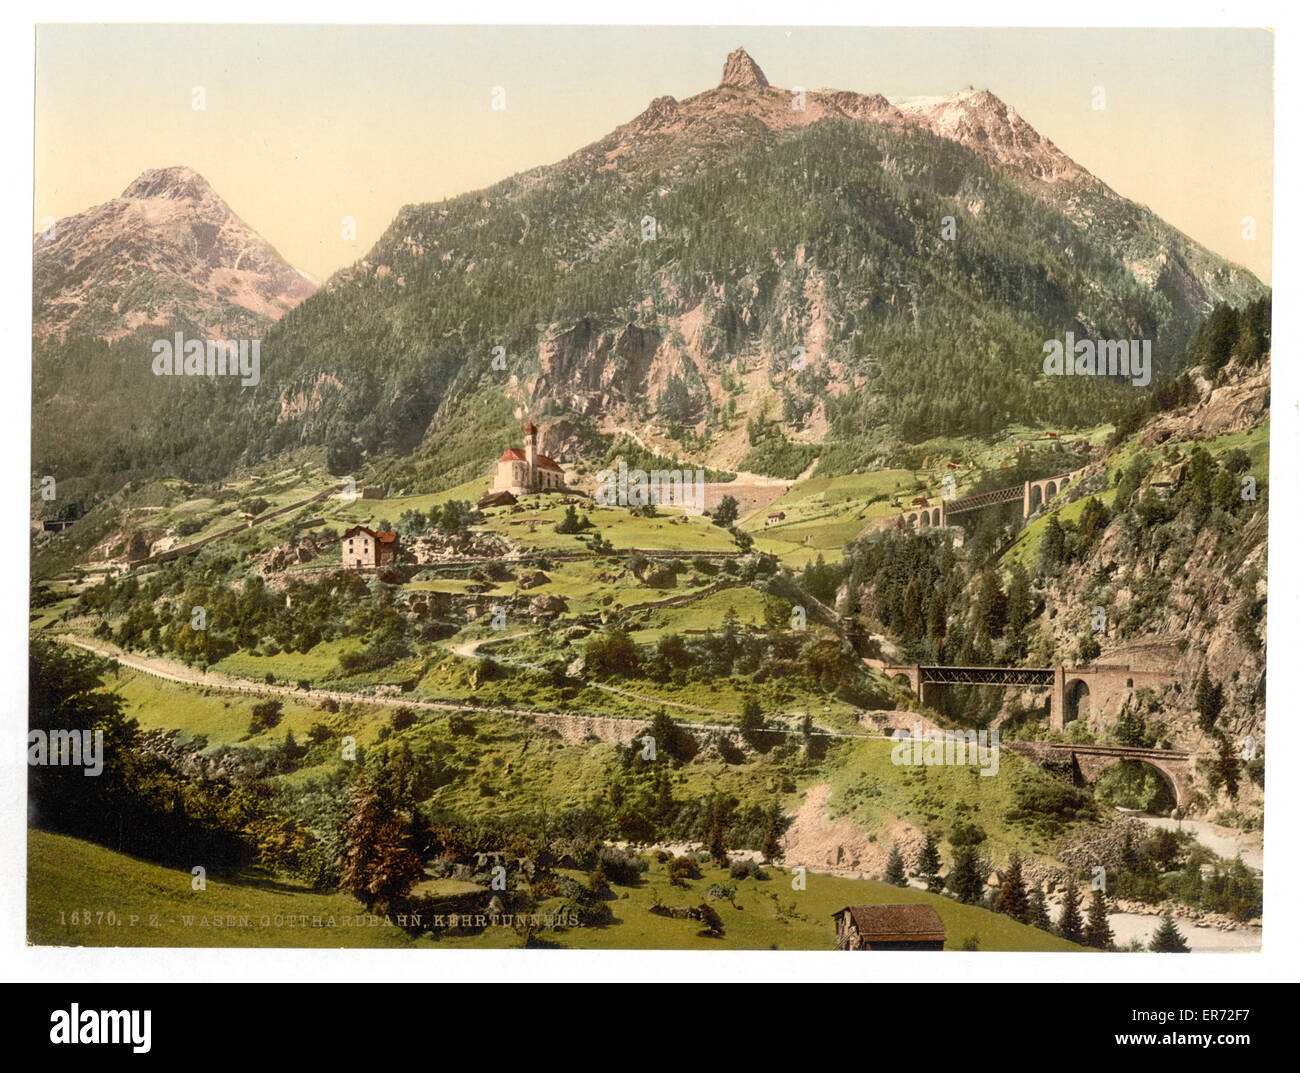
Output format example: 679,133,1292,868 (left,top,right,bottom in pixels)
832,904,946,951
